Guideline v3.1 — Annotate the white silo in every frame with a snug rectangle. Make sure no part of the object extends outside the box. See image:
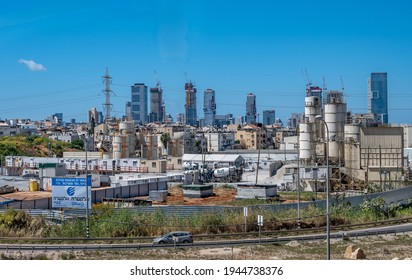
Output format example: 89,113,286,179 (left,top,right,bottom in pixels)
118,121,136,158
119,122,128,131
344,124,361,171
304,96,322,123
299,123,315,163
112,135,123,159
299,86,323,165
344,124,360,143
324,90,347,162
